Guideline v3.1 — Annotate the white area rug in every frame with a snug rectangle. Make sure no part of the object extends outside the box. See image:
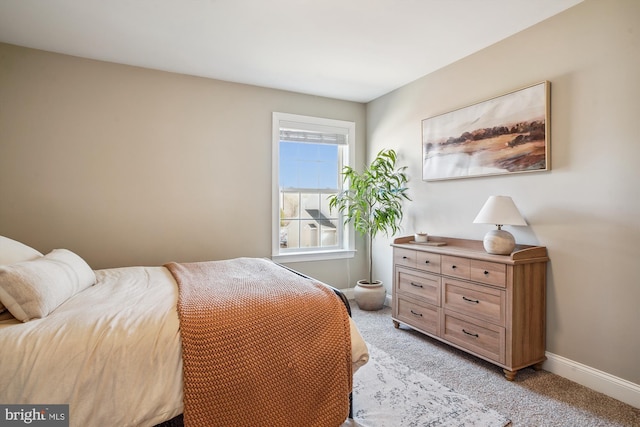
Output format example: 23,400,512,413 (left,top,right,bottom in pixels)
351,344,511,427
